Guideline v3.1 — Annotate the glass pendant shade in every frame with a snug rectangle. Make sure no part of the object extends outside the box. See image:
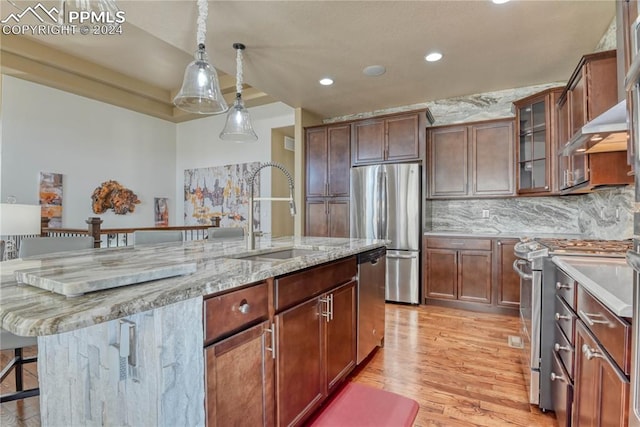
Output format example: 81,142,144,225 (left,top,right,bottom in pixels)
220,95,258,142
173,44,229,115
